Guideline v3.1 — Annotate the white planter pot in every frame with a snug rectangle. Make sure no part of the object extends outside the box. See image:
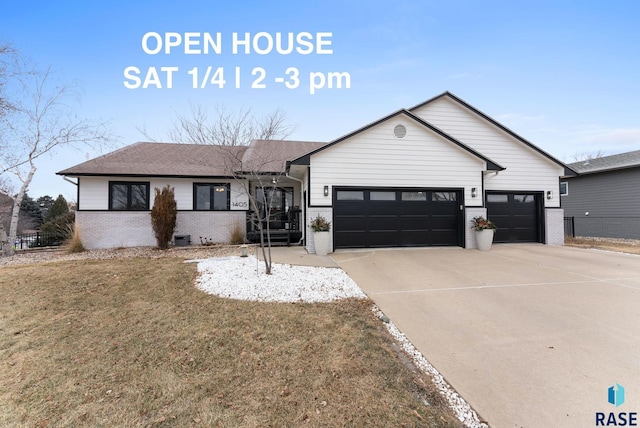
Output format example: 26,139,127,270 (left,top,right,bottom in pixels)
476,229,495,251
313,231,331,256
